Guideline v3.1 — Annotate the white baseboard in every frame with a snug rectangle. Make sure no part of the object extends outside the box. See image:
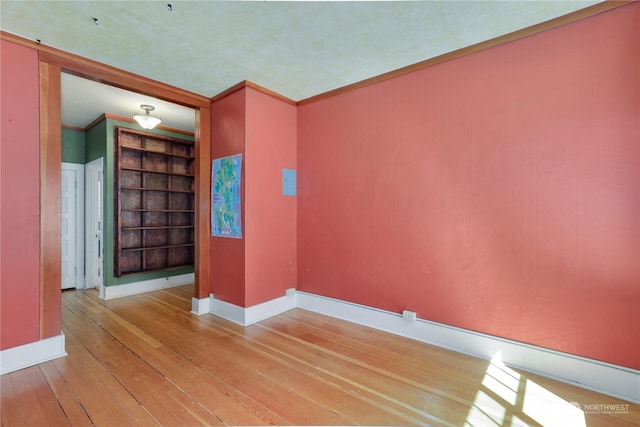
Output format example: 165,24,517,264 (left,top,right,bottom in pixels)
245,293,297,325
191,295,211,315
204,292,297,326
101,273,194,300
0,334,67,375
296,291,640,404
133,284,640,403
